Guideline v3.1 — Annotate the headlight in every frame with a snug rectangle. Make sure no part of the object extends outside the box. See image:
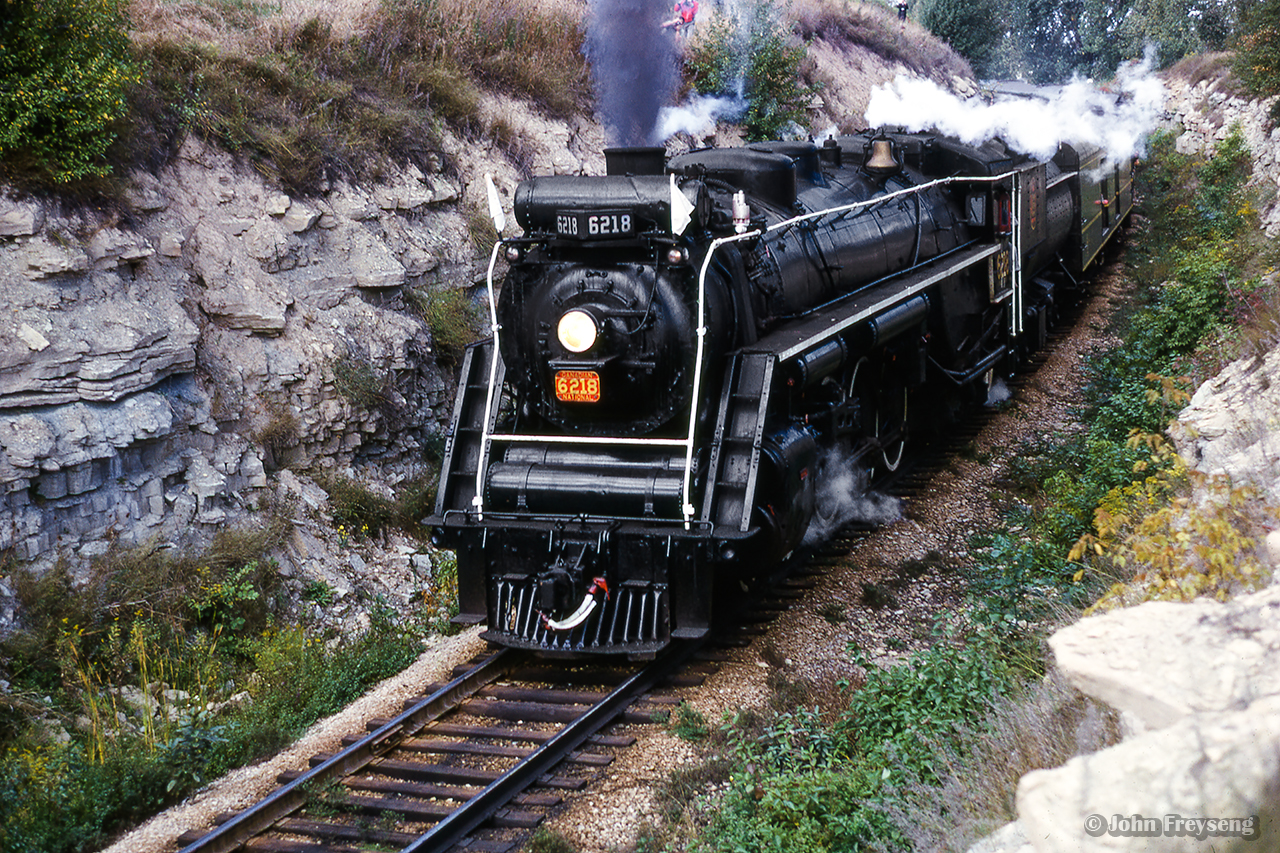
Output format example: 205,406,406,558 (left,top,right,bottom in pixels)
557,310,598,353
